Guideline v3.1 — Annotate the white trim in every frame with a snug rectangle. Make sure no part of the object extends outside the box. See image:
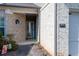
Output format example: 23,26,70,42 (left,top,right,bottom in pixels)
40,3,49,11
